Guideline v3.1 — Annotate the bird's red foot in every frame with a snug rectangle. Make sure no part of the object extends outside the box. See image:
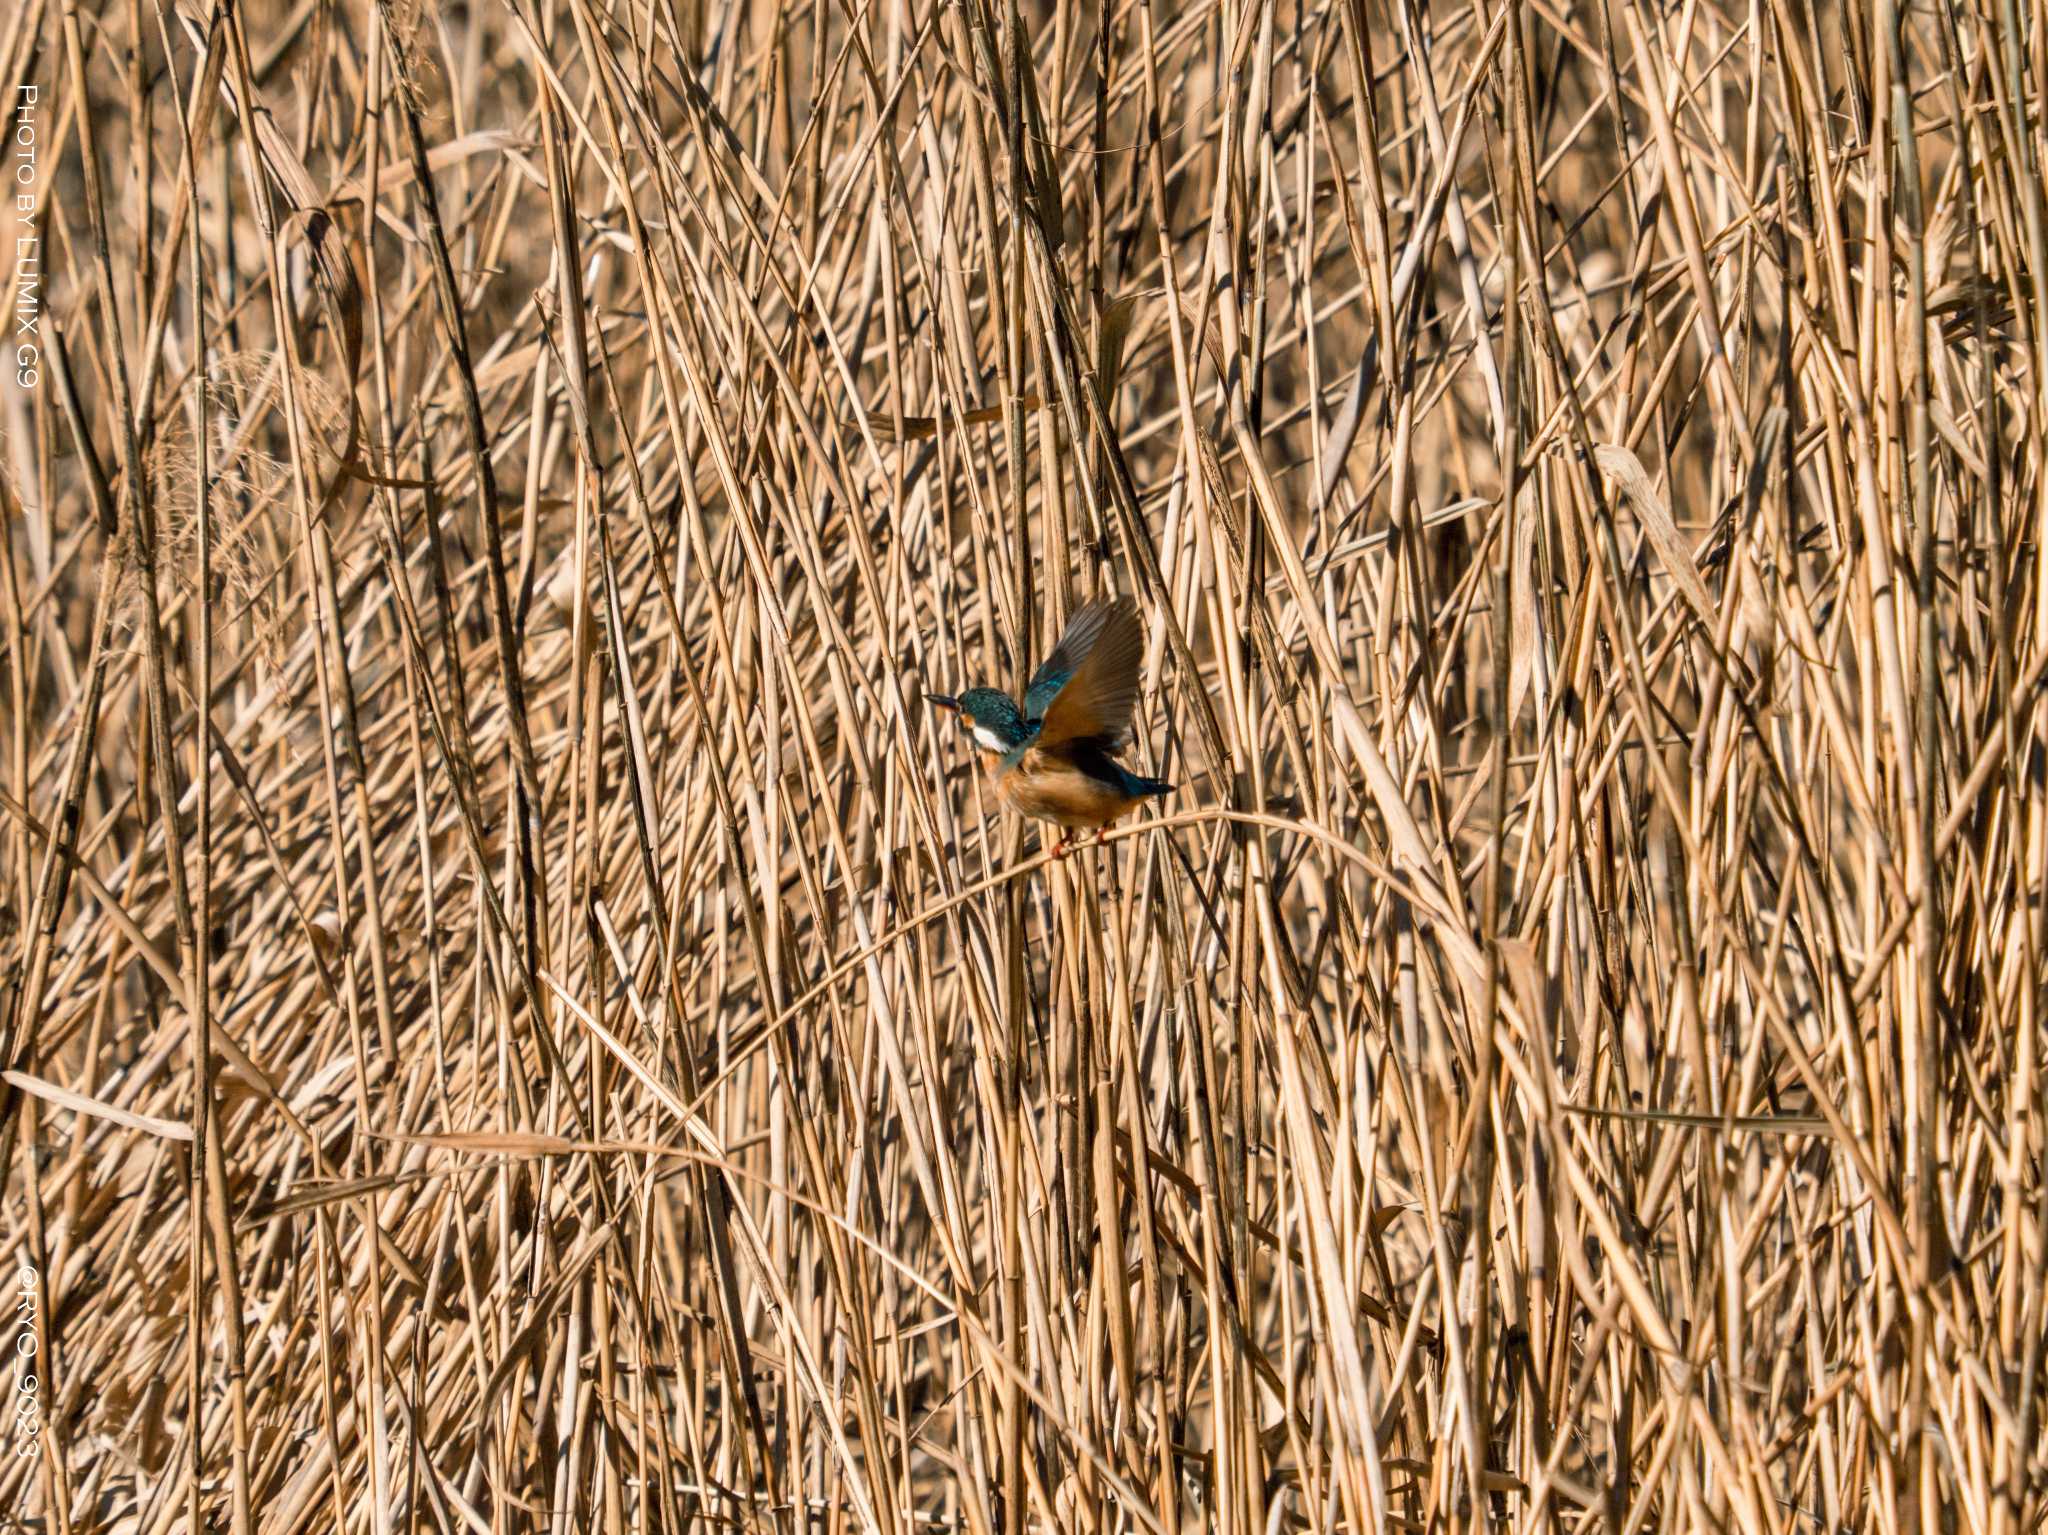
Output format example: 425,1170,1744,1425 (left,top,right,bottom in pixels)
1050,836,1074,860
